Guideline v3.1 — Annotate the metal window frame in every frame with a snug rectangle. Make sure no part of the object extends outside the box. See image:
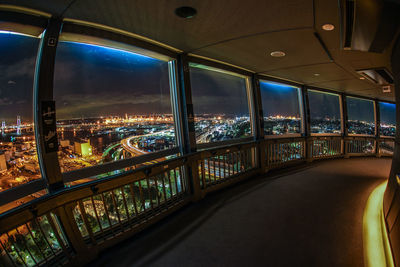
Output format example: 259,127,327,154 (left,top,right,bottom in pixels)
258,78,304,138
378,101,397,138
186,56,256,148
0,12,51,208
345,95,377,137
51,21,185,186
307,89,343,136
